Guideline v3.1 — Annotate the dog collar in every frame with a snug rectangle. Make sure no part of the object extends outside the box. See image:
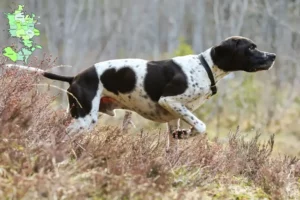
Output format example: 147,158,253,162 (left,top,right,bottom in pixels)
199,54,217,96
